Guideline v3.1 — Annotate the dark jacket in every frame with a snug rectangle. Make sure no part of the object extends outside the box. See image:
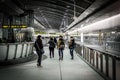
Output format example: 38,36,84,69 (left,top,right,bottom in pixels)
48,40,55,48
34,38,43,51
69,39,75,49
54,38,57,44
